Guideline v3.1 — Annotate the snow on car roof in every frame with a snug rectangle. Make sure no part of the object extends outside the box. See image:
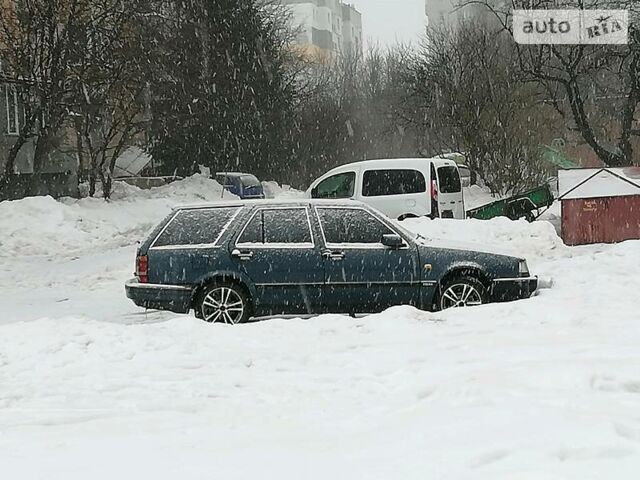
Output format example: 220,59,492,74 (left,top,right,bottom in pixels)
173,198,366,211
558,167,640,200
215,172,253,177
